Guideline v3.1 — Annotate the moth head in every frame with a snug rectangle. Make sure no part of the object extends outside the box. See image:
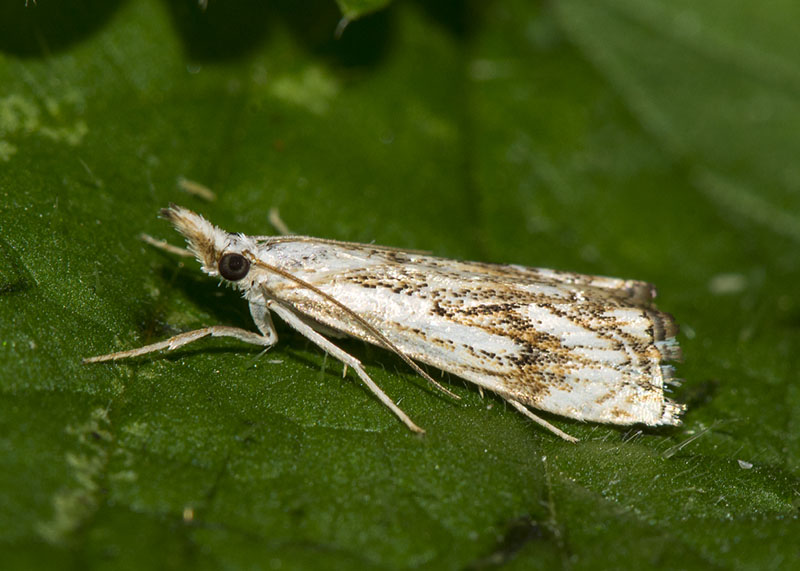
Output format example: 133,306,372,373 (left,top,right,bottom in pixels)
161,204,254,284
